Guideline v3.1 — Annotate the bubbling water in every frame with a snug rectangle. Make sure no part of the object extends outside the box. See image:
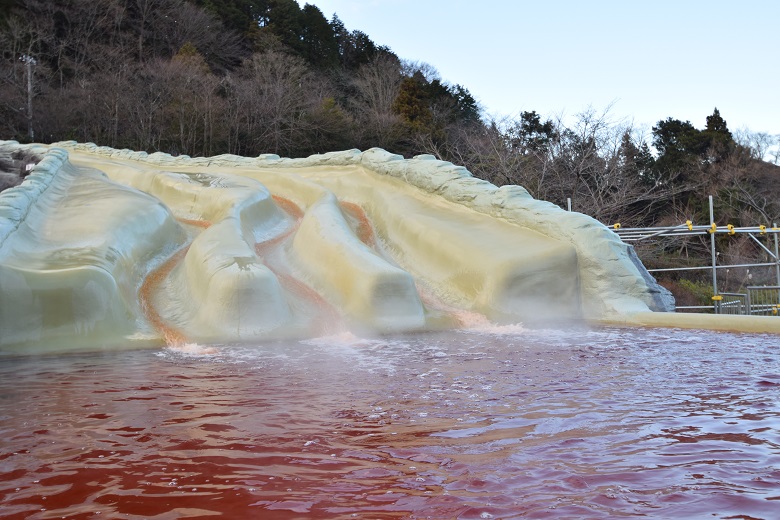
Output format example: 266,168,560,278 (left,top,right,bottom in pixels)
0,326,779,519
